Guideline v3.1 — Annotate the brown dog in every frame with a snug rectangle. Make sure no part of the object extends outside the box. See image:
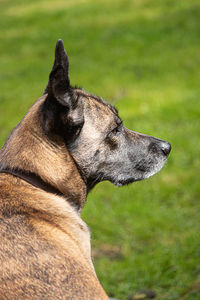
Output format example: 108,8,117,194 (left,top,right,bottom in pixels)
0,40,171,299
